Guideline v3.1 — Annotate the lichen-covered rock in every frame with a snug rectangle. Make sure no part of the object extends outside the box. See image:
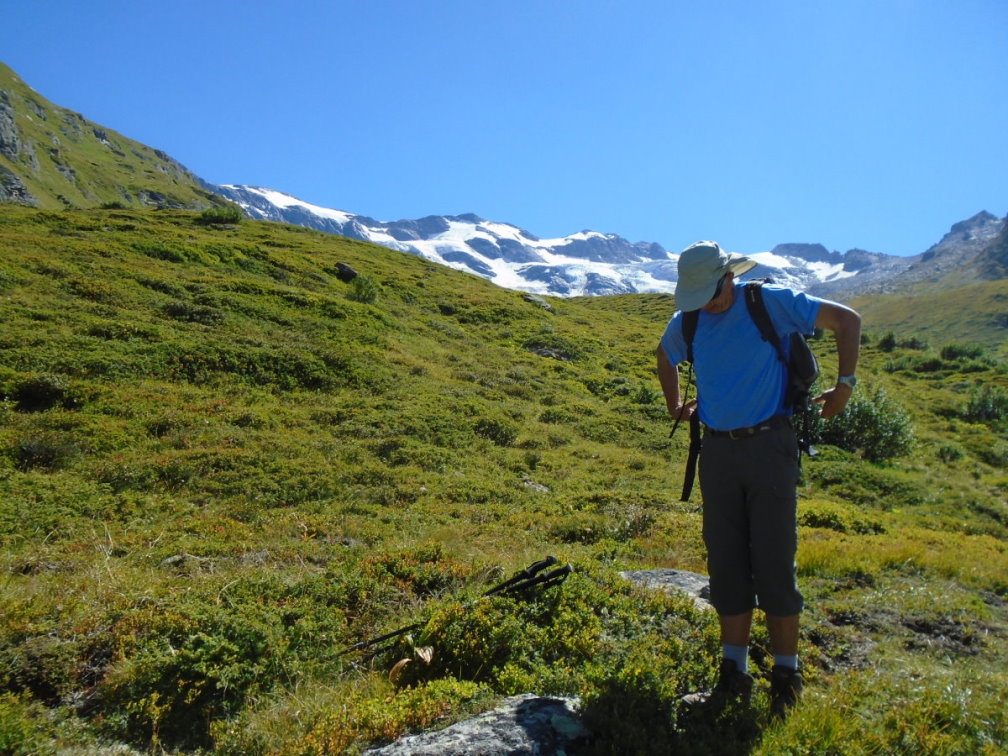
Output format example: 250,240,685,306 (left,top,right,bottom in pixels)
619,568,713,612
364,694,588,756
